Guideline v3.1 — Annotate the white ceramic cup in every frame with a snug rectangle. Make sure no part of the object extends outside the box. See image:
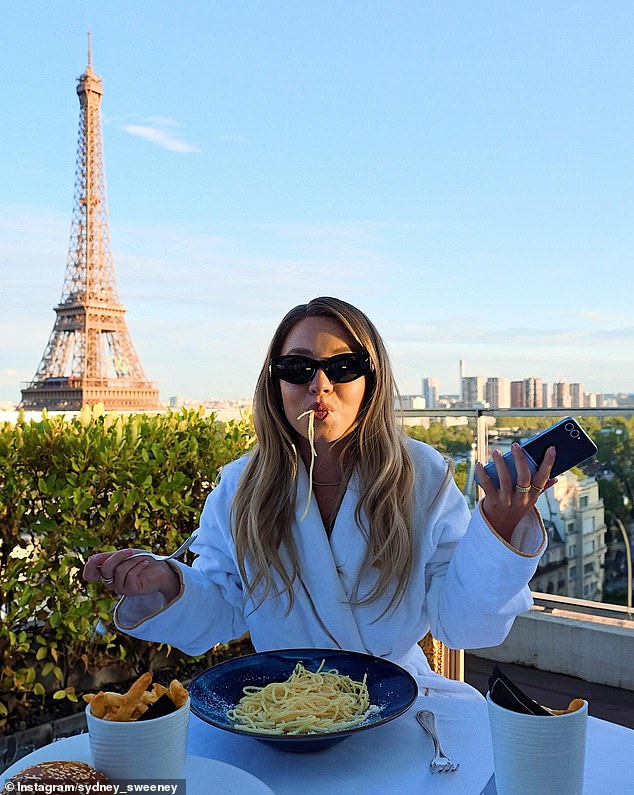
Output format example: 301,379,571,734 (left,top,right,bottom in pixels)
486,693,588,795
86,697,190,780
